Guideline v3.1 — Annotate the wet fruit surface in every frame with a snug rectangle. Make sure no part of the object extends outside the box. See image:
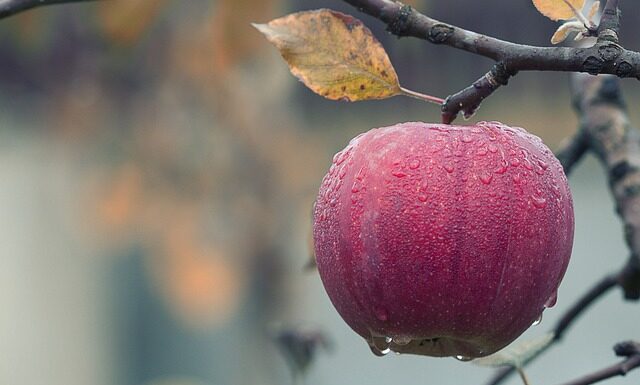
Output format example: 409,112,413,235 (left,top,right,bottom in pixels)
313,121,574,358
